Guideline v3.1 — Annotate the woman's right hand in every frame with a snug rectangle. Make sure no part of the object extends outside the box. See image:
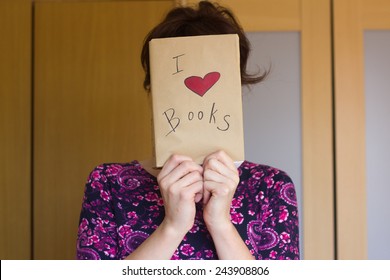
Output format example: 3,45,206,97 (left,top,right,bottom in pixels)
157,155,203,236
